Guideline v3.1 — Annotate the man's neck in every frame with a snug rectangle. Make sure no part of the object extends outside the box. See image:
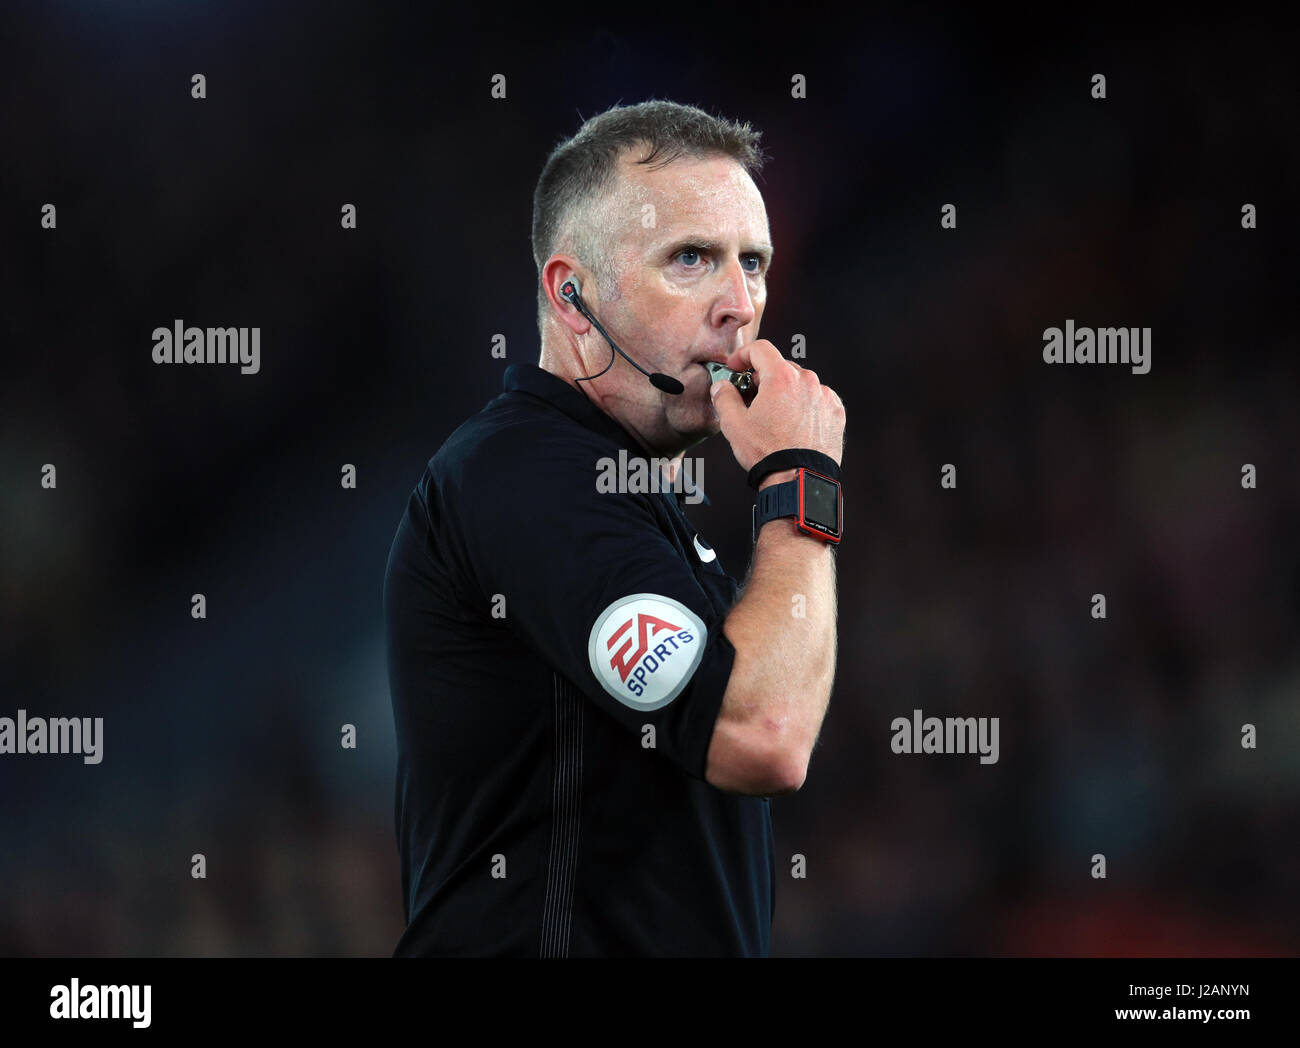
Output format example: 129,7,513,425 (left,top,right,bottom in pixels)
538,352,687,464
